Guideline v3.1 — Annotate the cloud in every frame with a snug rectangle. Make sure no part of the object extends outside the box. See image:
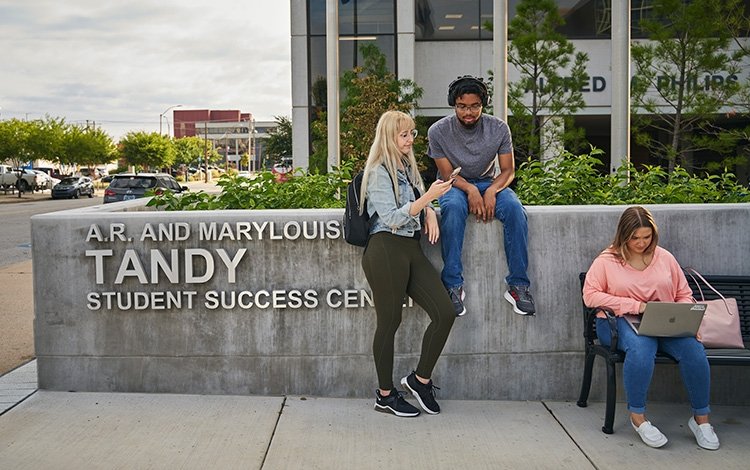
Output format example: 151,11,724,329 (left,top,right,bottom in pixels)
0,0,291,140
